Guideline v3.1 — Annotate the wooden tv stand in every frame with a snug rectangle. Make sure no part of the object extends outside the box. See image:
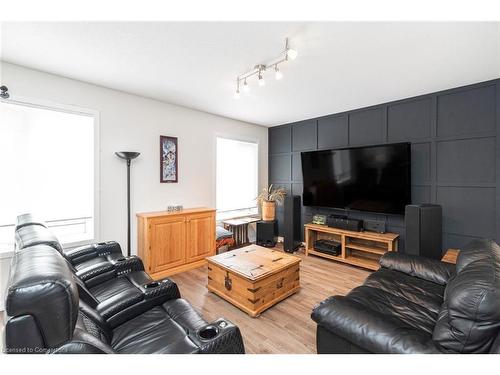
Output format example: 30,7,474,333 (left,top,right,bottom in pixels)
304,223,399,271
